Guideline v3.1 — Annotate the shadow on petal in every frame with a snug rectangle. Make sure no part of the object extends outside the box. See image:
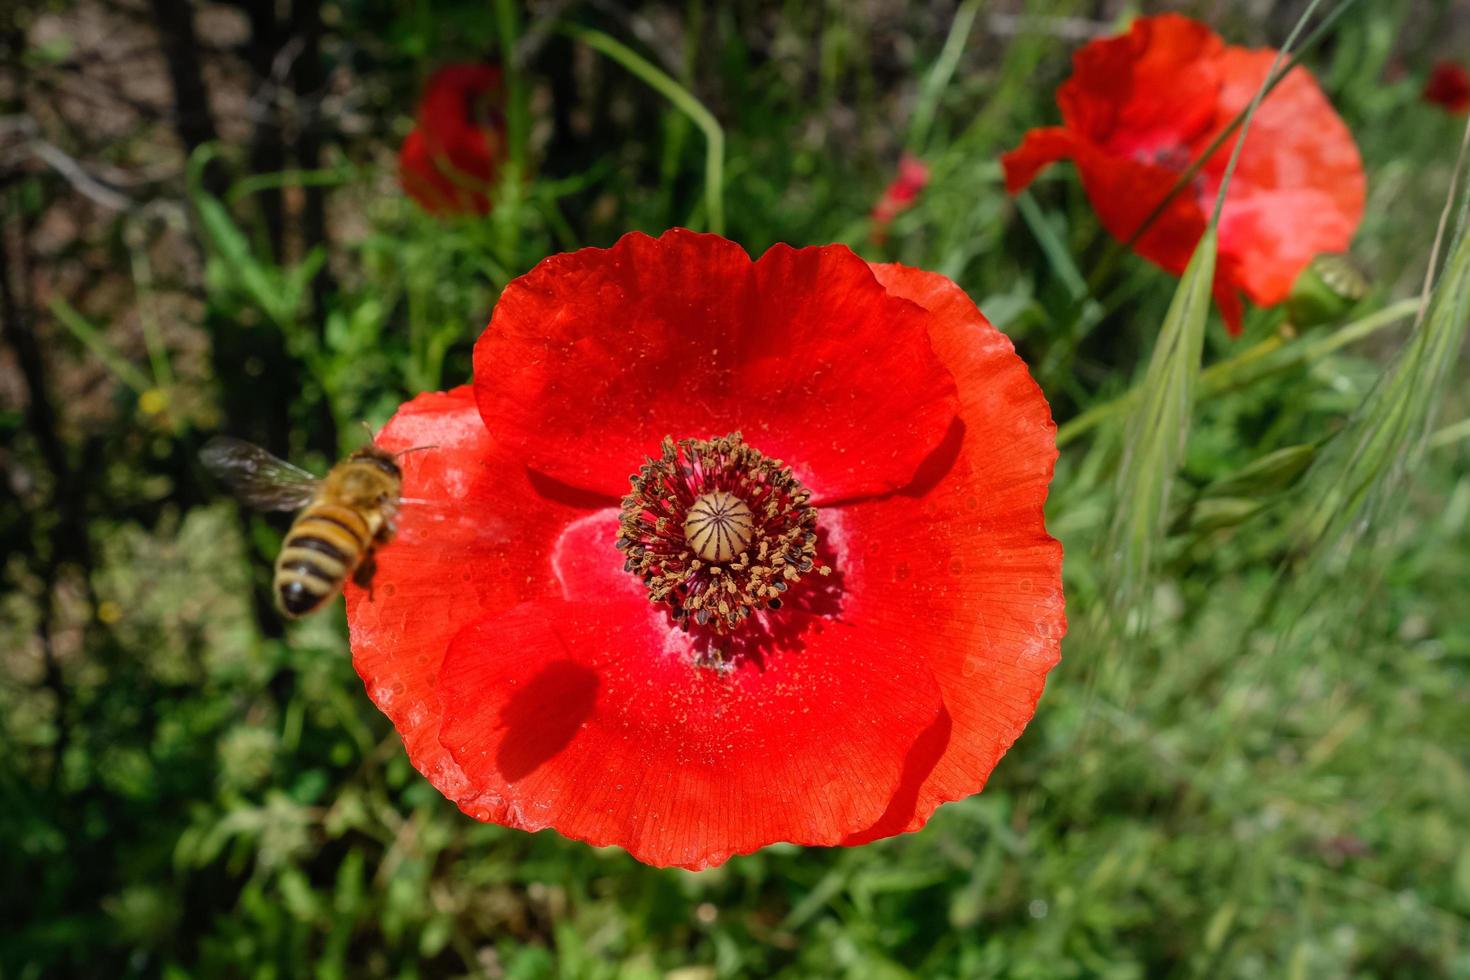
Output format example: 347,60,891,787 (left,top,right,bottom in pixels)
841,704,953,845
898,415,965,499
496,658,599,781
526,465,623,510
